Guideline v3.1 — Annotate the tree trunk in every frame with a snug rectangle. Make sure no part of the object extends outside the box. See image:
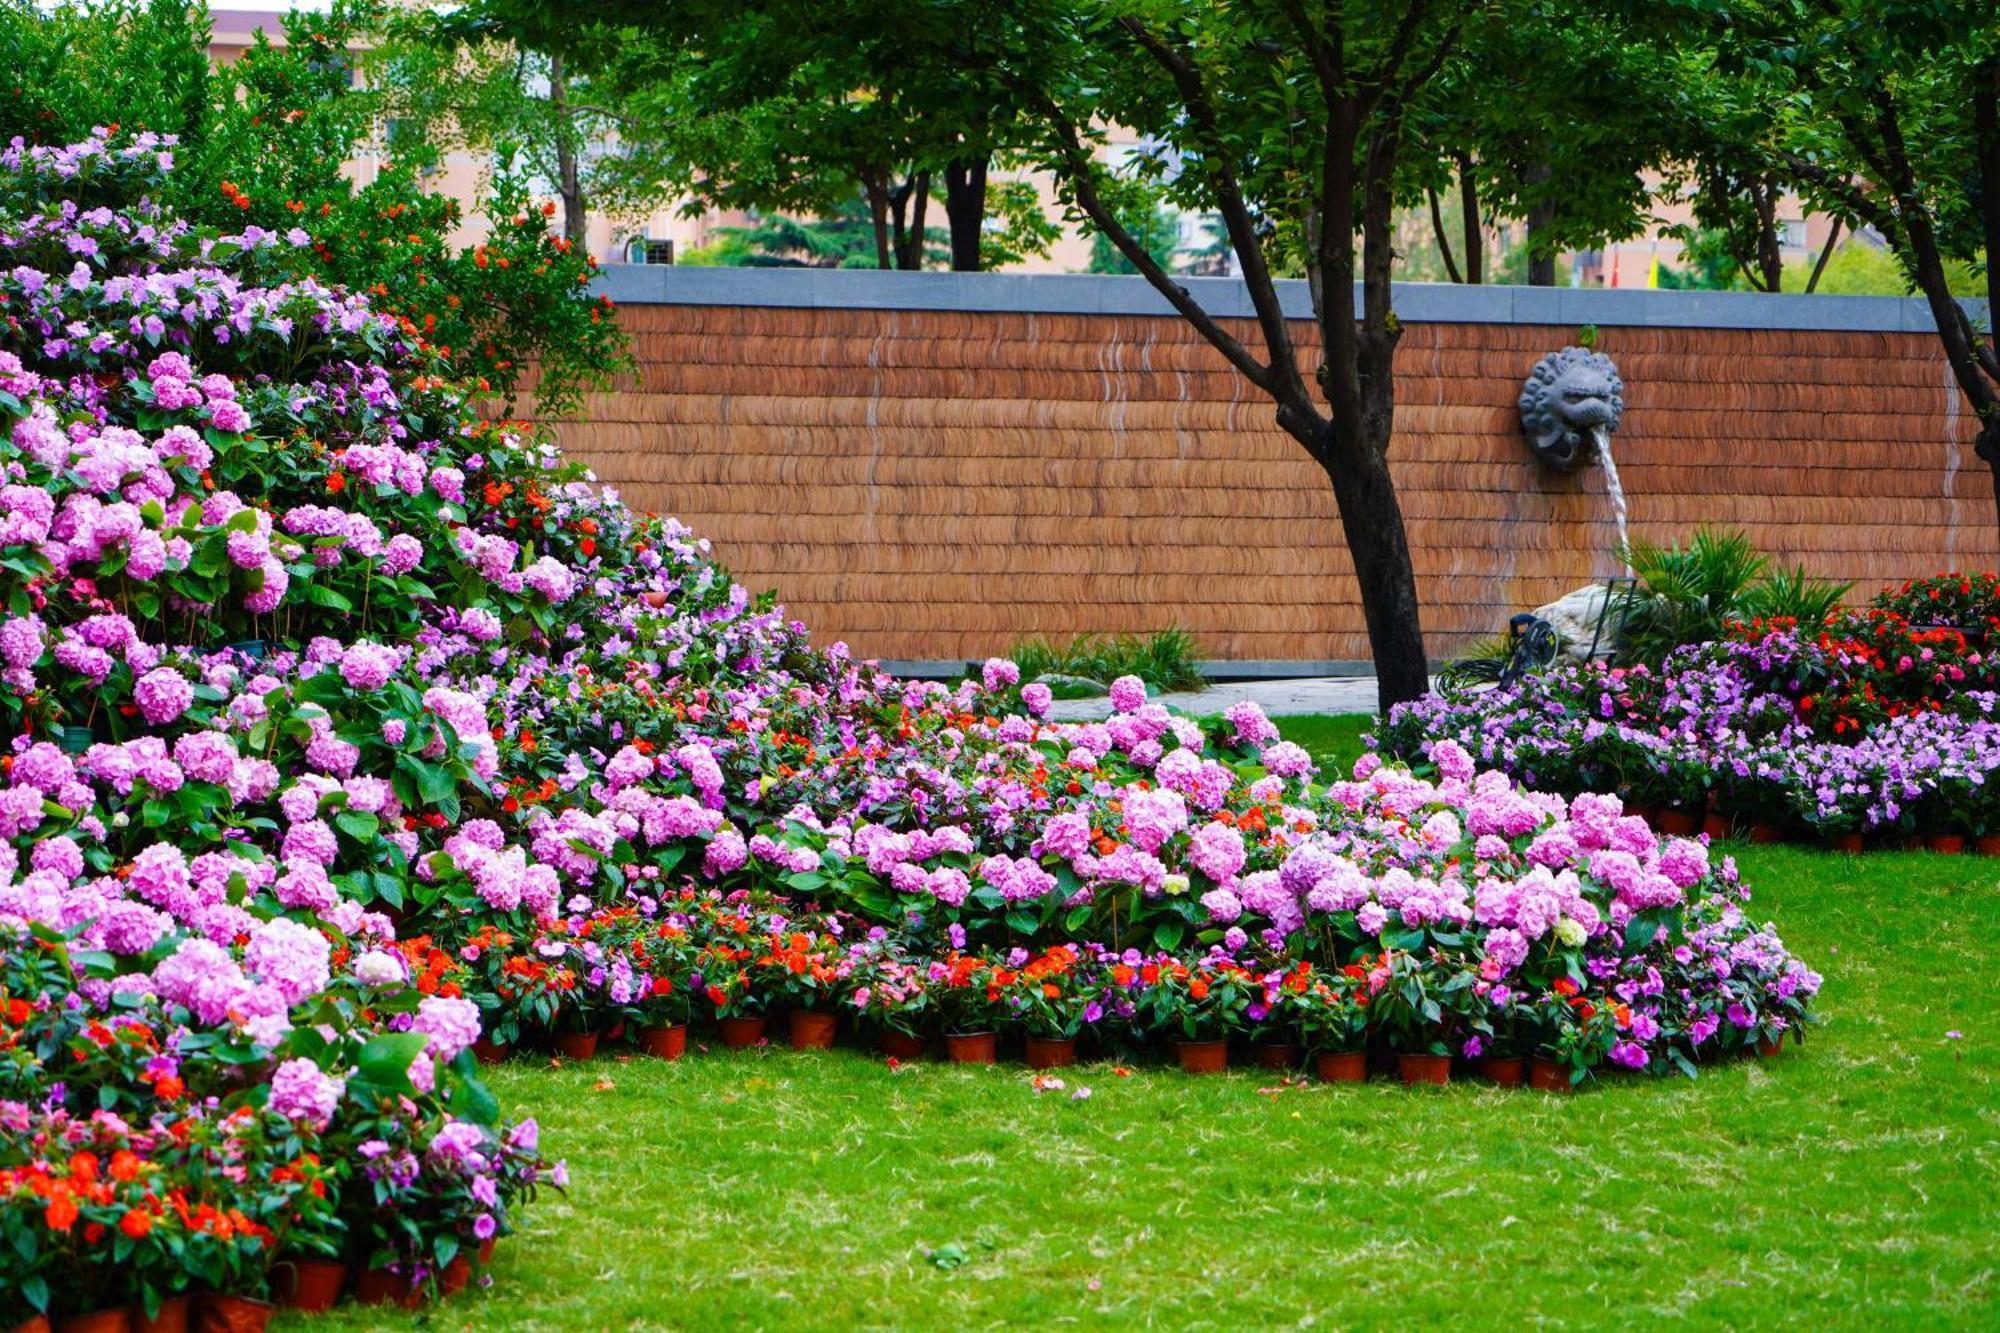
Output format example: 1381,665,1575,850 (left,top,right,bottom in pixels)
862,175,892,270
1804,214,1843,293
1456,151,1483,284
1972,58,2000,519
1319,437,1429,710
1296,125,1430,712
943,157,987,271
1751,180,1783,292
1525,160,1555,286
1426,184,1462,284
547,53,587,246
890,170,931,270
